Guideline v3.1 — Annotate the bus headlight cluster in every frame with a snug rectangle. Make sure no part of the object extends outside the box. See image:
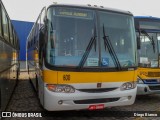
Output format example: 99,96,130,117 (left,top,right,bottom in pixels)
120,82,136,91
46,84,75,93
137,77,144,84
